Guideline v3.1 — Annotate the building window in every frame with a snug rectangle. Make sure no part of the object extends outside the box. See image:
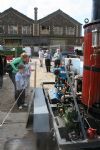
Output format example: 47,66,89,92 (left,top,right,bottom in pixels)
22,26,31,34
65,27,75,35
92,29,98,47
42,26,49,30
8,25,18,34
53,26,63,35
40,25,50,35
92,29,100,48
0,25,4,34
